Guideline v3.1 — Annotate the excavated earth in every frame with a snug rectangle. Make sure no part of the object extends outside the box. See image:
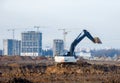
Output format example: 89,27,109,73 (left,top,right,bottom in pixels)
0,56,120,83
